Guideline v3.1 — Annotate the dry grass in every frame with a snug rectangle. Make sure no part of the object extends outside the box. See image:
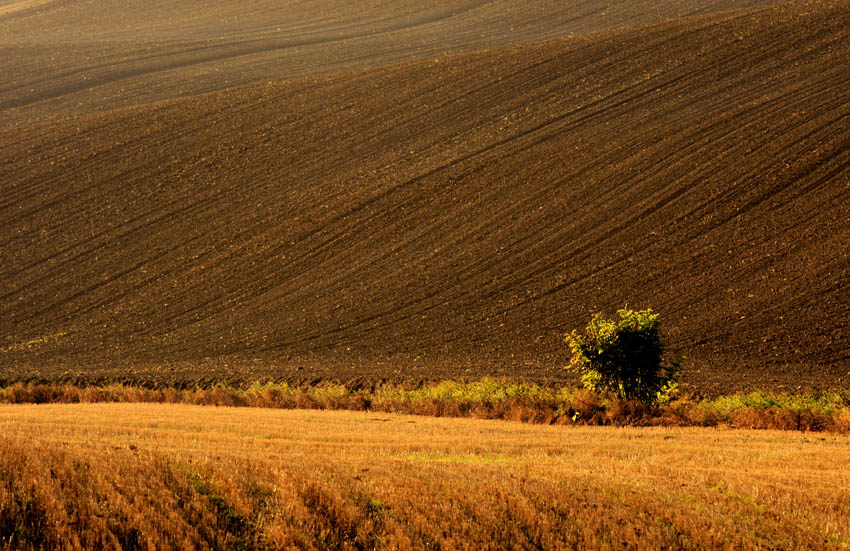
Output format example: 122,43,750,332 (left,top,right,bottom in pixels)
0,403,848,550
